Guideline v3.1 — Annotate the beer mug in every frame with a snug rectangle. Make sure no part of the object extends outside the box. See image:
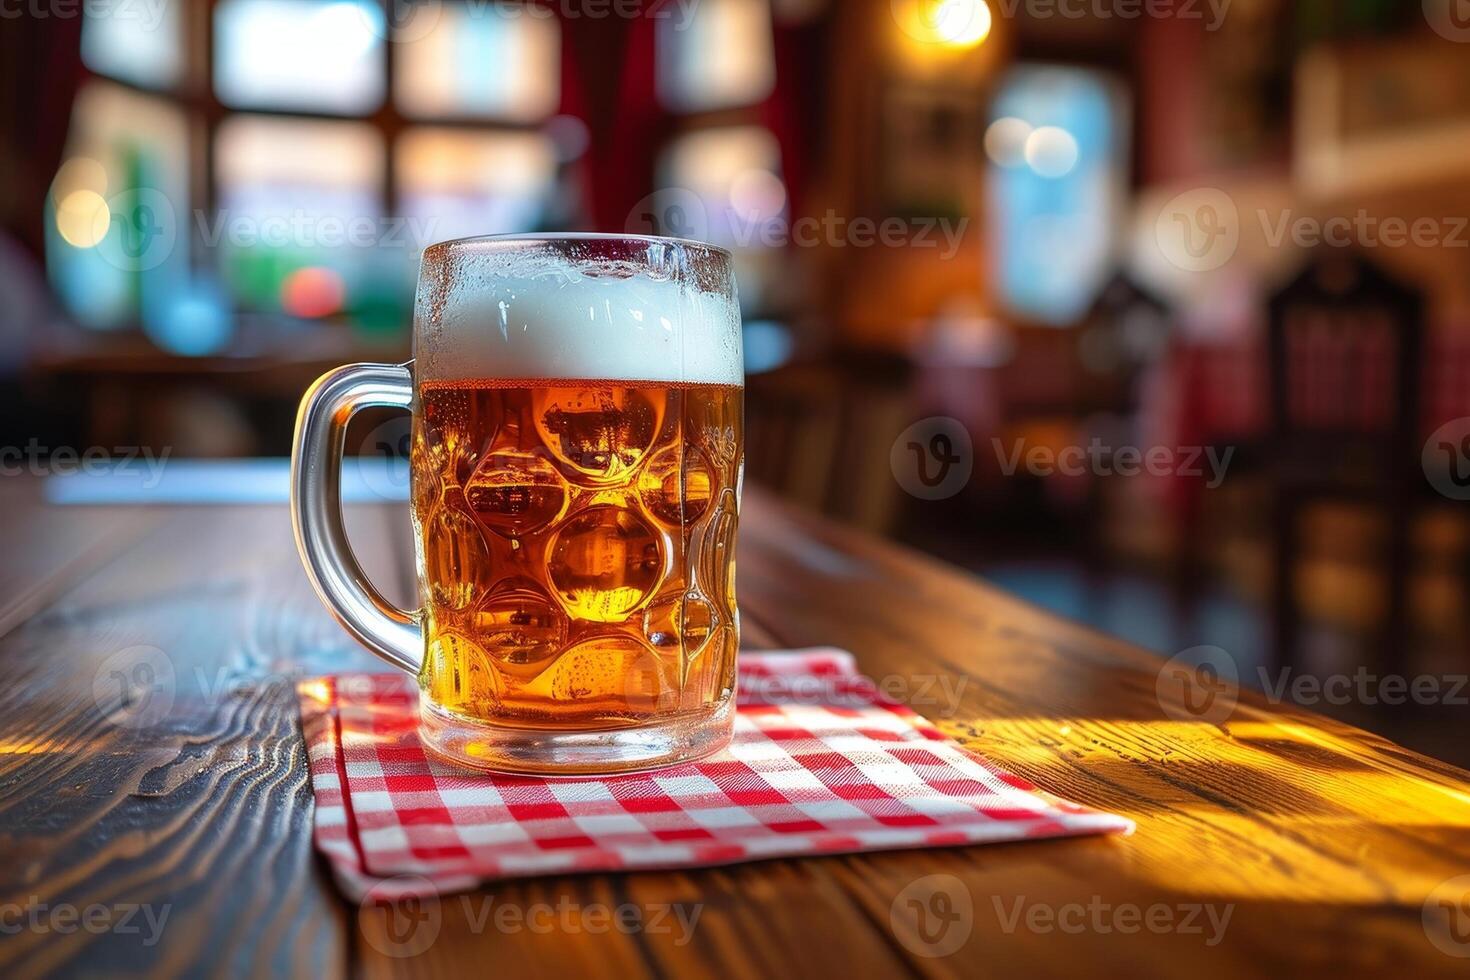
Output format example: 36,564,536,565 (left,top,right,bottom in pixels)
291,234,743,773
